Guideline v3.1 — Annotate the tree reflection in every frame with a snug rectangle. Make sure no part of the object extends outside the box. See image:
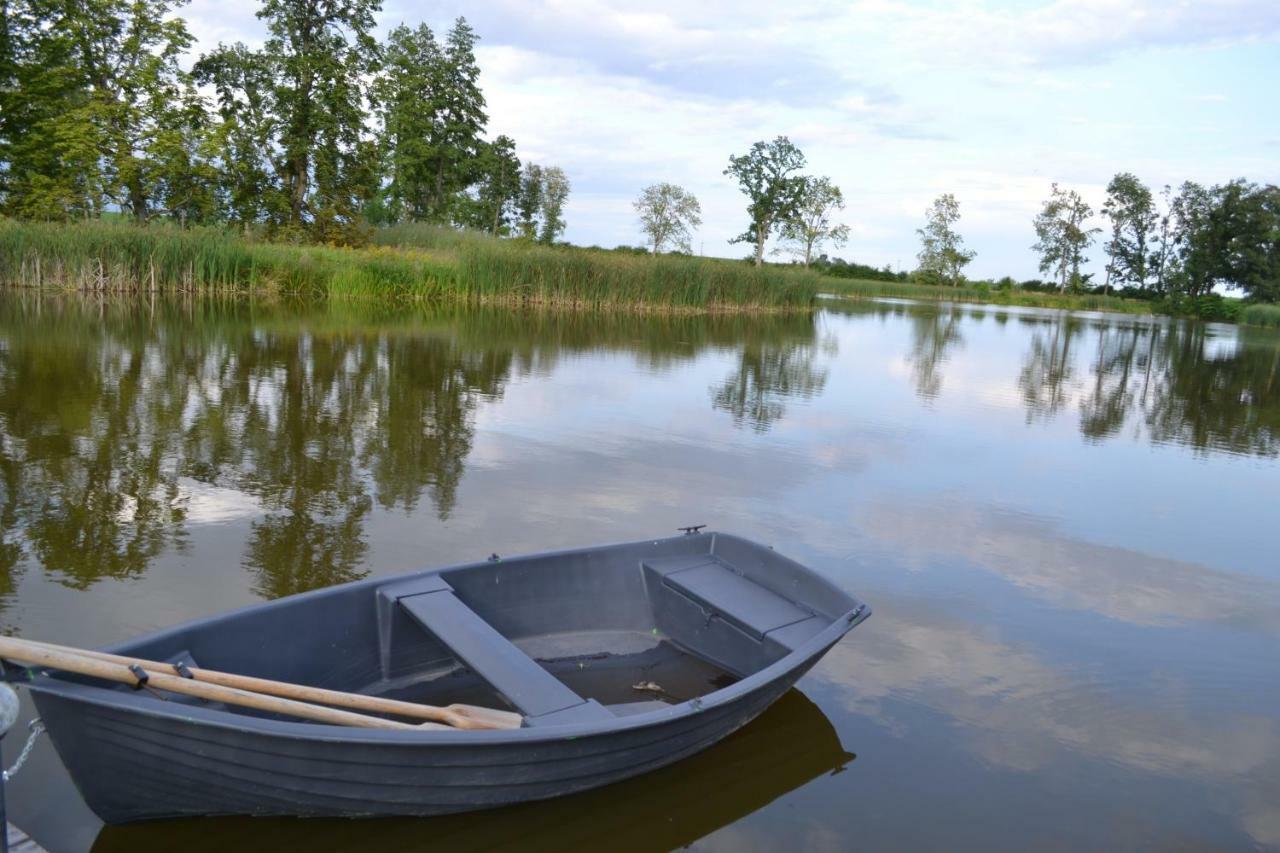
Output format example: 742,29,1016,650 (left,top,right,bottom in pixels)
0,325,189,590
1018,316,1082,422
0,296,826,598
1017,316,1280,456
907,307,964,400
711,341,829,432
